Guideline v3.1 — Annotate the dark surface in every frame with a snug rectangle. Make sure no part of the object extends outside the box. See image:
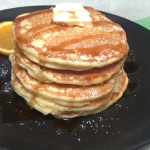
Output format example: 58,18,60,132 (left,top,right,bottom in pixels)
0,6,150,150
